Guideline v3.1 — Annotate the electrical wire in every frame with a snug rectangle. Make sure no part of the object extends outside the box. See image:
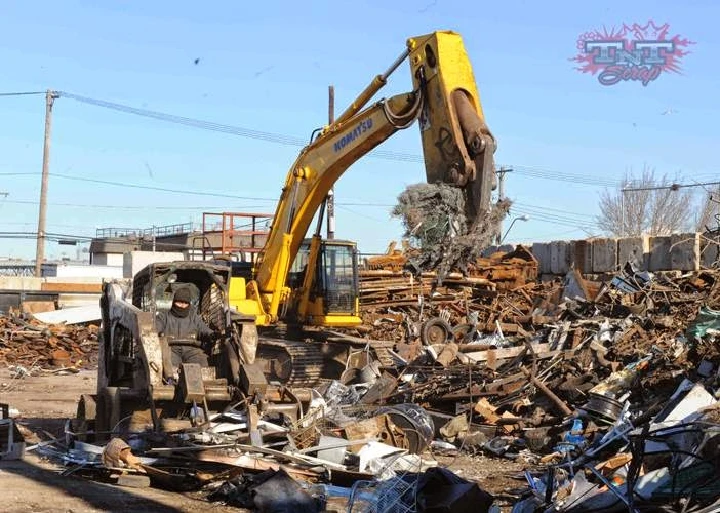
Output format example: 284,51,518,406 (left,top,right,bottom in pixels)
512,201,597,219
511,207,598,230
0,91,45,97
51,91,633,187
6,89,712,193
512,205,596,225
335,204,387,223
51,172,274,201
11,173,397,208
1,199,270,210
52,91,720,194
0,231,93,242
512,165,620,187
58,91,308,146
